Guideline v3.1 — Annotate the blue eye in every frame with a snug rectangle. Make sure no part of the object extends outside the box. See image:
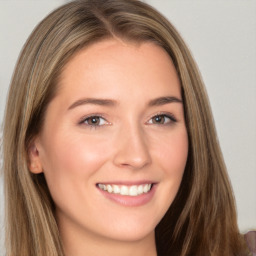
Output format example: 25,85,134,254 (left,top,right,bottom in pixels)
81,116,108,127
148,114,177,125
